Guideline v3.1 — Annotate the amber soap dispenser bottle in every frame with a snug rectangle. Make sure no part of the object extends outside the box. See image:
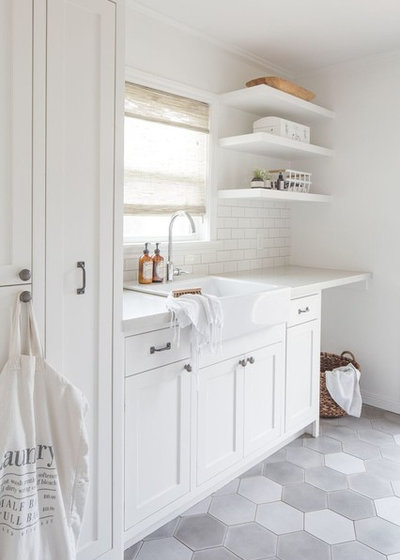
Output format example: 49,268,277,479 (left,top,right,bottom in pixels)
152,243,165,283
138,242,153,284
